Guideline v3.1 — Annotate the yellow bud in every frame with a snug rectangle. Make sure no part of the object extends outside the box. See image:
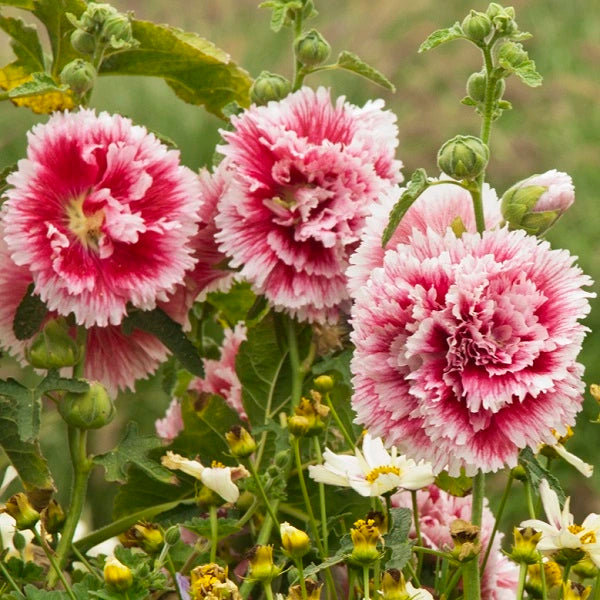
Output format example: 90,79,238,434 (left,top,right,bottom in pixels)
104,556,133,591
510,527,541,564
350,519,381,565
226,426,257,458
562,581,592,600
288,579,322,600
313,374,334,392
119,521,164,555
590,384,600,403
248,545,281,582
381,569,410,600
280,522,311,558
288,396,330,437
43,499,66,534
1,493,40,530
